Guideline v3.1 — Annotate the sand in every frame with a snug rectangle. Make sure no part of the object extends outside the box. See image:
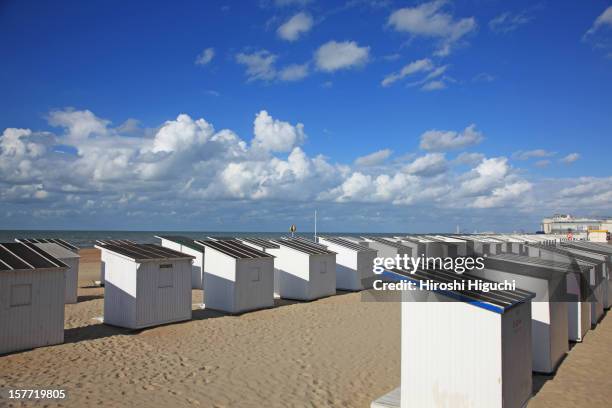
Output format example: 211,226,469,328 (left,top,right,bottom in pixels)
1,250,611,407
